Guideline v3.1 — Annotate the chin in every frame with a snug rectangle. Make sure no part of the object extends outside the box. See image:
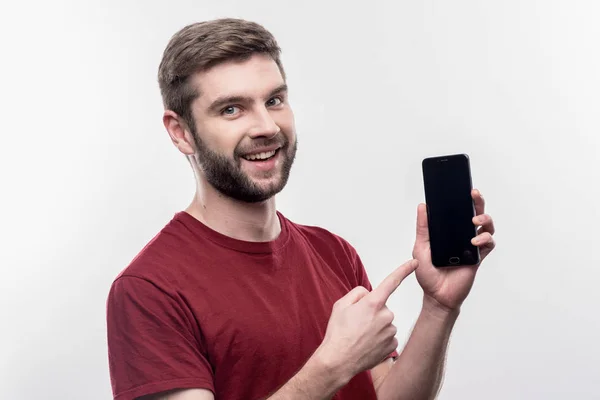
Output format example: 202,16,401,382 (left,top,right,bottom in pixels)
254,181,285,198
252,177,288,199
